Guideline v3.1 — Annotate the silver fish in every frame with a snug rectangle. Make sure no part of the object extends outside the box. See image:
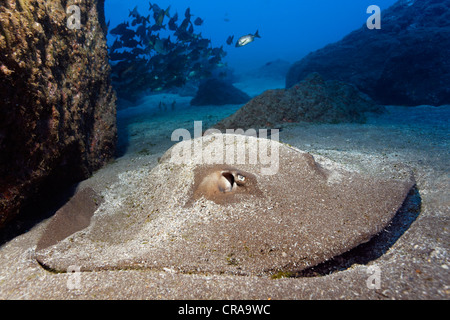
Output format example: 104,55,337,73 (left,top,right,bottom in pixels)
235,30,260,47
